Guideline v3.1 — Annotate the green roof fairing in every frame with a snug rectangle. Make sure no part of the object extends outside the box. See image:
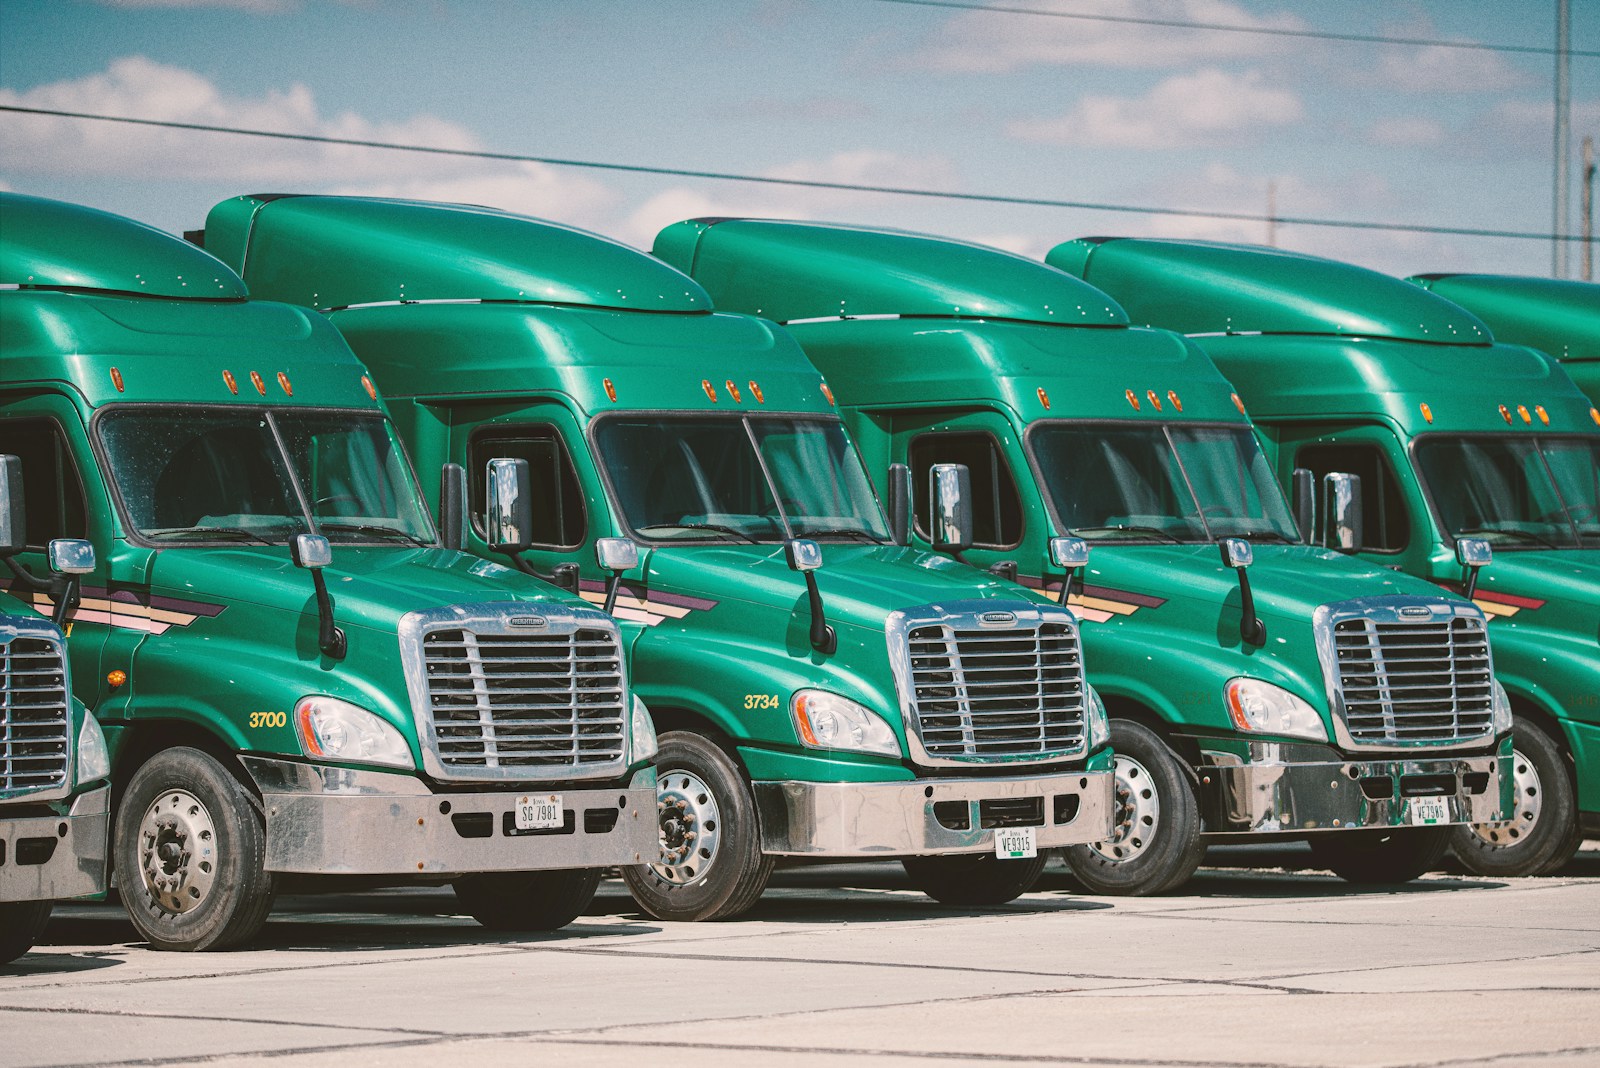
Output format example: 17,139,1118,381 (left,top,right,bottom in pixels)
1407,273,1600,363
